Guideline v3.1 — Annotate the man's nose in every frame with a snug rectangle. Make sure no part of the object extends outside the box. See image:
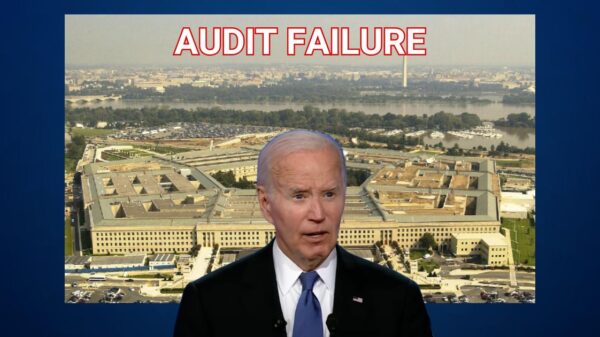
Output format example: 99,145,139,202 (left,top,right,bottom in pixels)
308,197,326,222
